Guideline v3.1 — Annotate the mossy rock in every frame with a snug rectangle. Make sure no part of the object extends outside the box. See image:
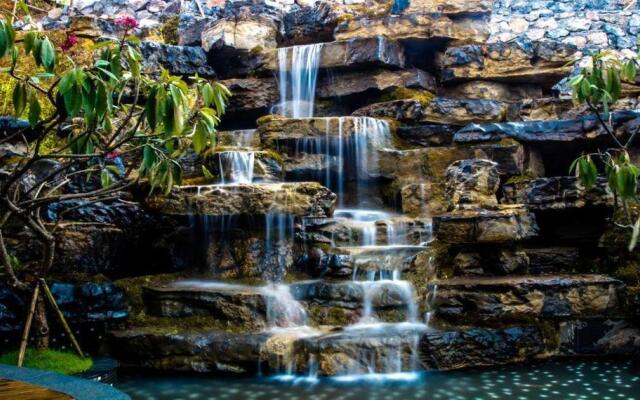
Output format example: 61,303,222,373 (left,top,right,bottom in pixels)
161,16,180,45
